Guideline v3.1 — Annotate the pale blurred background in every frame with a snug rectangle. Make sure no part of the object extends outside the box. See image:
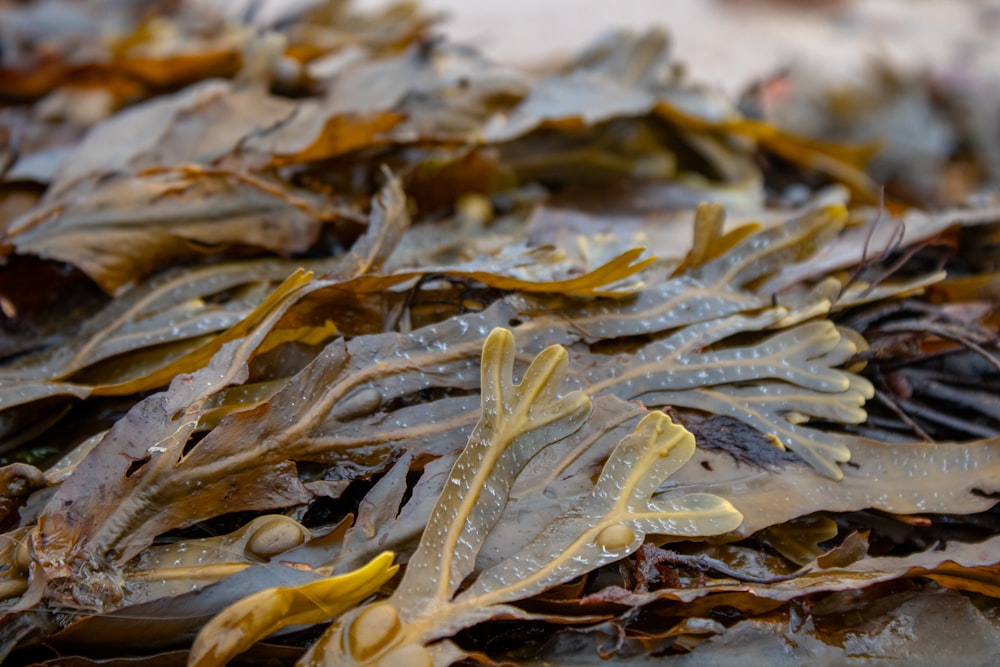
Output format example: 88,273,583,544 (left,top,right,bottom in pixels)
358,0,1000,95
